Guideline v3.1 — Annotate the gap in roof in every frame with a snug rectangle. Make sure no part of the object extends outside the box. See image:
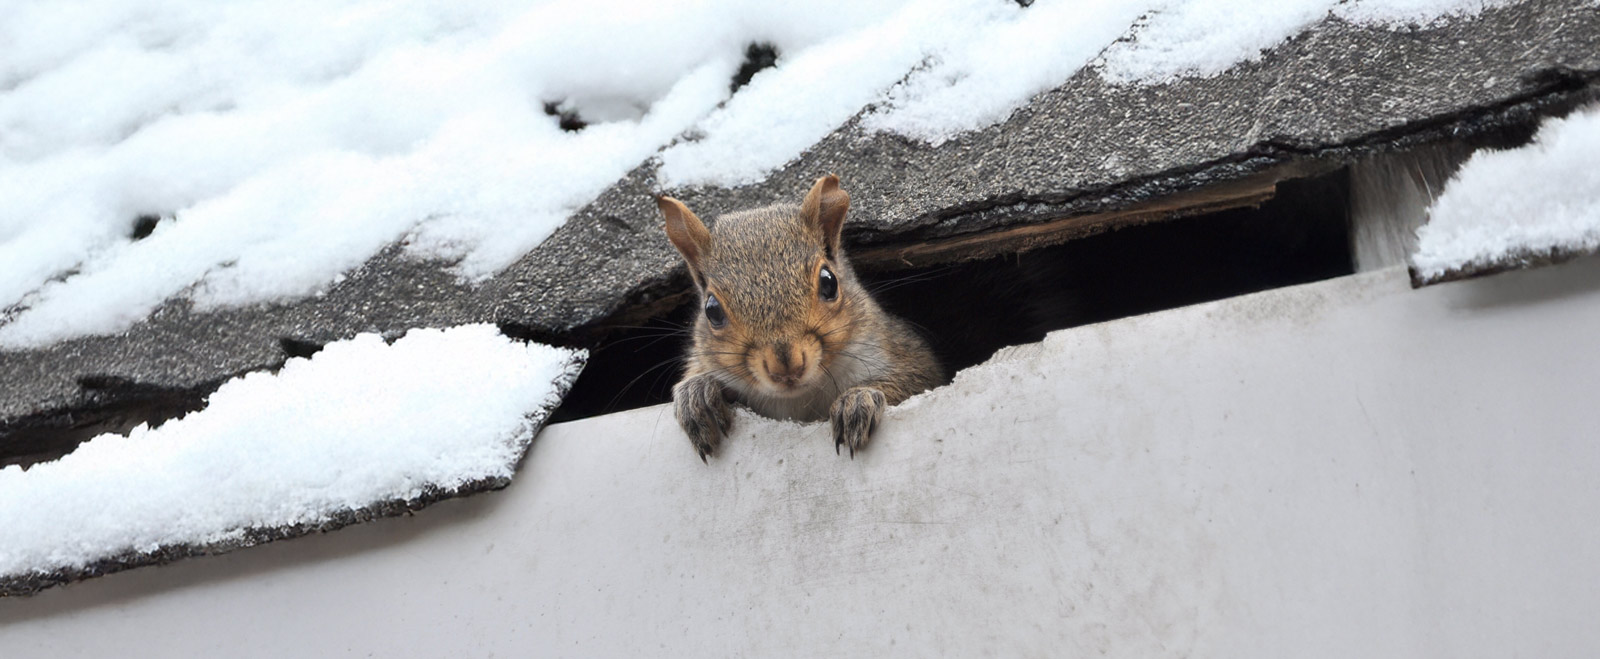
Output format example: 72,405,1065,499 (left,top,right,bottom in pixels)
548,170,1356,424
